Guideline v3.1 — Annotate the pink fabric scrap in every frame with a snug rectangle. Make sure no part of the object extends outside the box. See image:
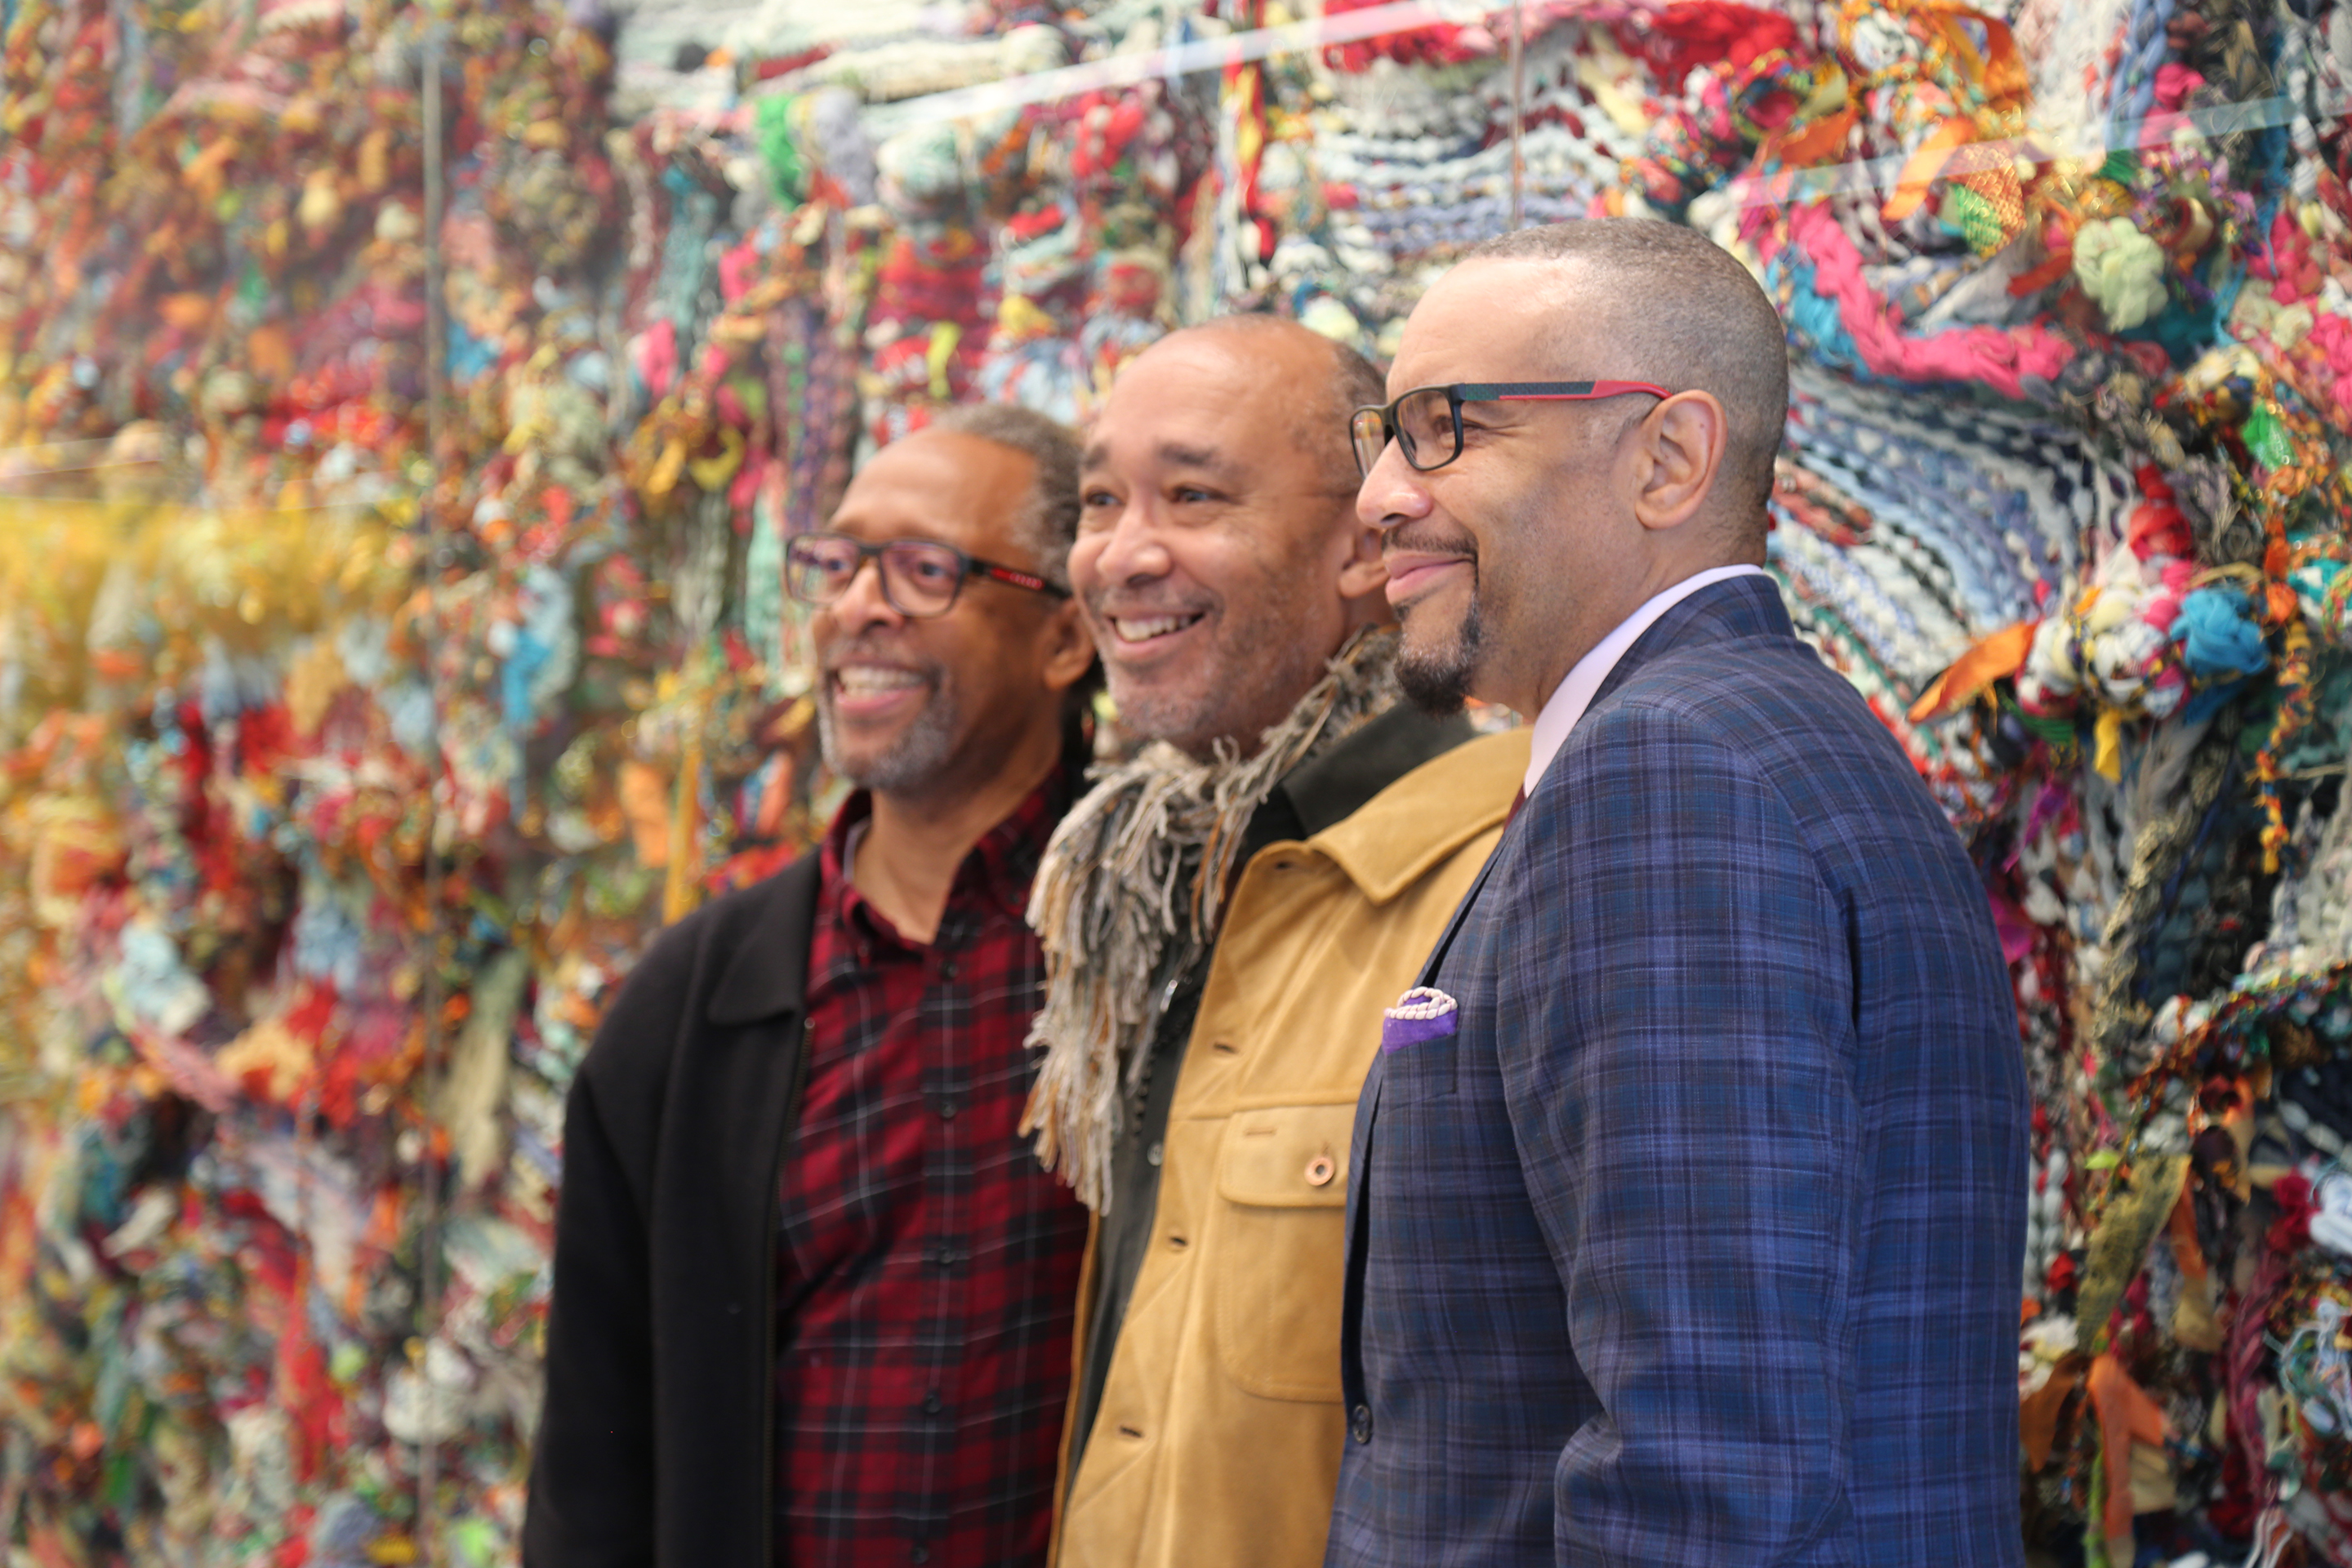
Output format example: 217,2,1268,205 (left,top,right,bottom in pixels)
1786,203,2075,398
